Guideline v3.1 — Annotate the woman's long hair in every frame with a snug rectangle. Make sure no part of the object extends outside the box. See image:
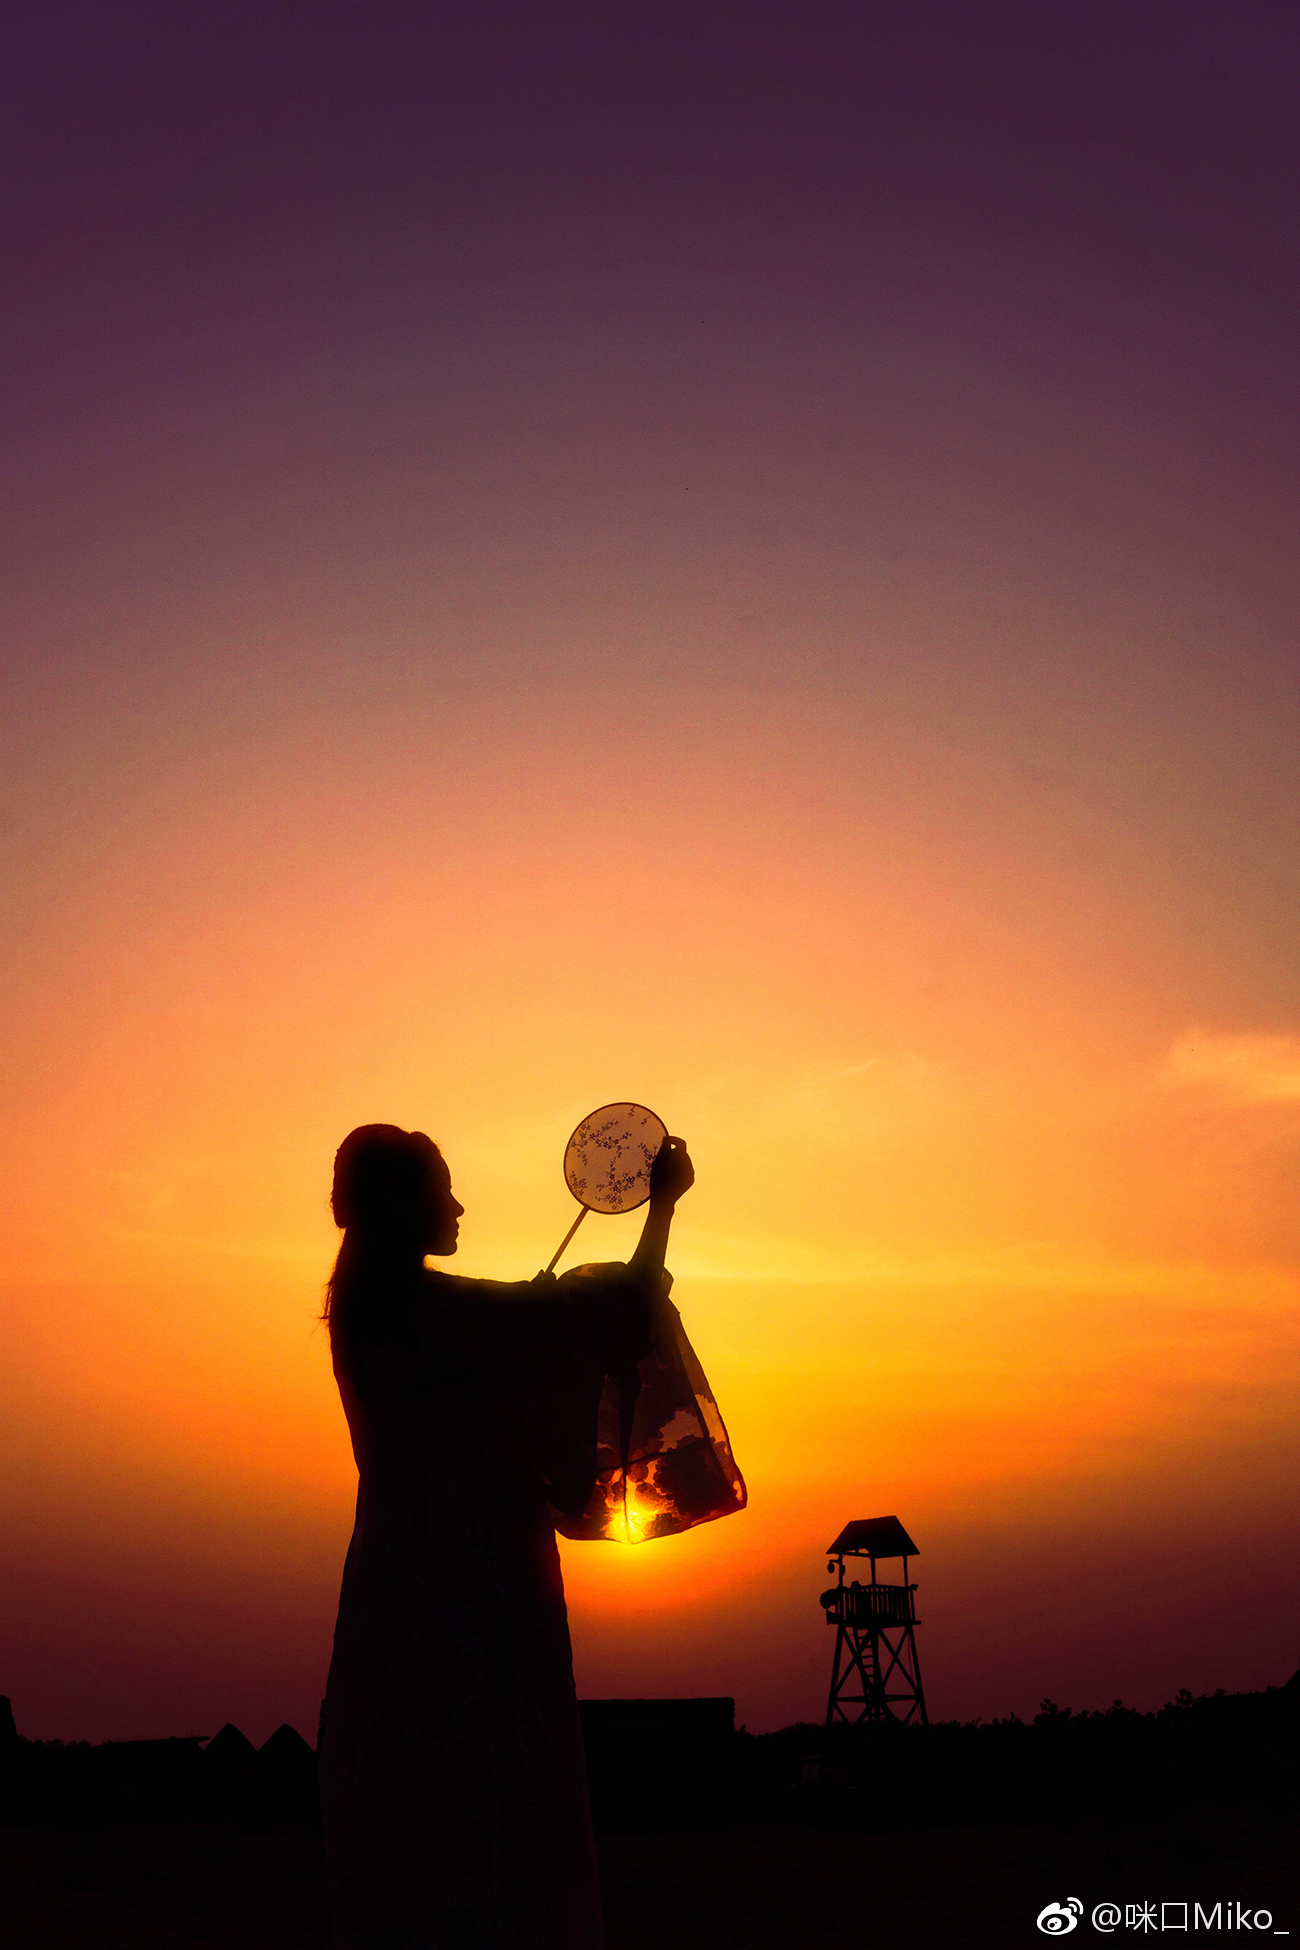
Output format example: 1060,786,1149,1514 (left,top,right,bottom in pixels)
324,1124,442,1396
